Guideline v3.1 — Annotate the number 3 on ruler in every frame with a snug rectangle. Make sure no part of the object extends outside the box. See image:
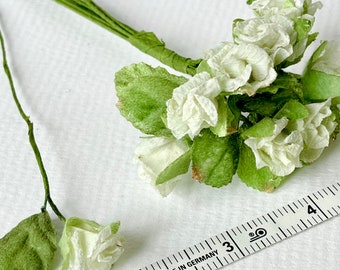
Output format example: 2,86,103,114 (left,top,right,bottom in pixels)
222,241,234,252
307,205,317,214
